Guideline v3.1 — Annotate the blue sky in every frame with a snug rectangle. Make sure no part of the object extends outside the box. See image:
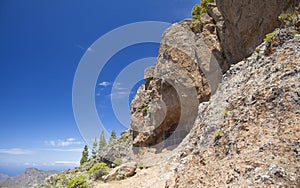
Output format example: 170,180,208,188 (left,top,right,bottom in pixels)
0,0,198,176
